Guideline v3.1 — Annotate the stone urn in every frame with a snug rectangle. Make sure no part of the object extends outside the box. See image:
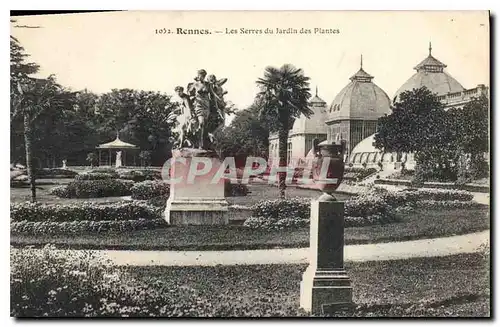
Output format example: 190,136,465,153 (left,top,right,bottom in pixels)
312,139,346,198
